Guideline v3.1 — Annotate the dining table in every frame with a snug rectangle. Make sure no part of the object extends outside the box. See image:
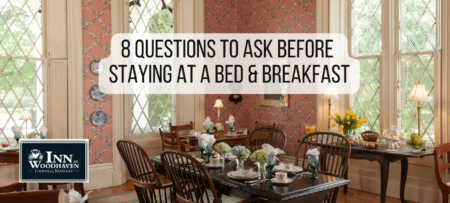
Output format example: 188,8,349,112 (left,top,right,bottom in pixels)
300,139,433,203
150,152,350,203
344,144,433,203
179,133,248,147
